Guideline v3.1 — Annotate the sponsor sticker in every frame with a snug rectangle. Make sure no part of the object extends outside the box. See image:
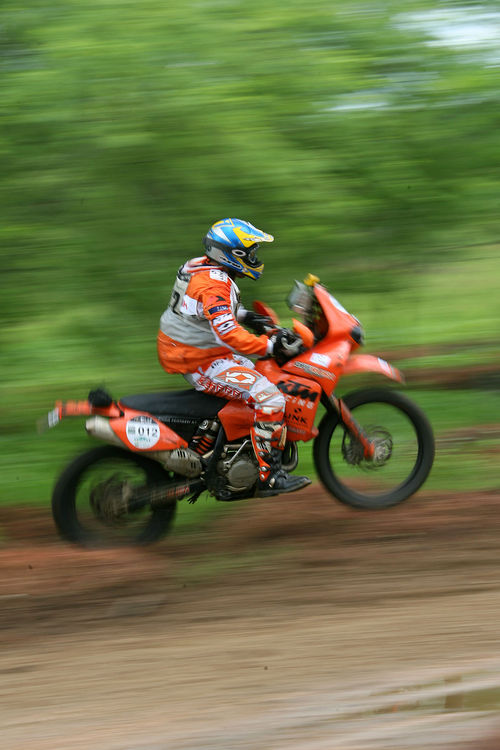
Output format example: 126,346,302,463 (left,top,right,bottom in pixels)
277,380,319,402
213,313,233,326
293,361,336,381
216,320,237,335
222,370,258,386
126,416,161,449
208,305,230,315
286,424,310,436
210,269,228,282
207,294,226,305
197,376,240,398
289,413,308,425
253,386,277,403
378,357,392,375
310,352,331,368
